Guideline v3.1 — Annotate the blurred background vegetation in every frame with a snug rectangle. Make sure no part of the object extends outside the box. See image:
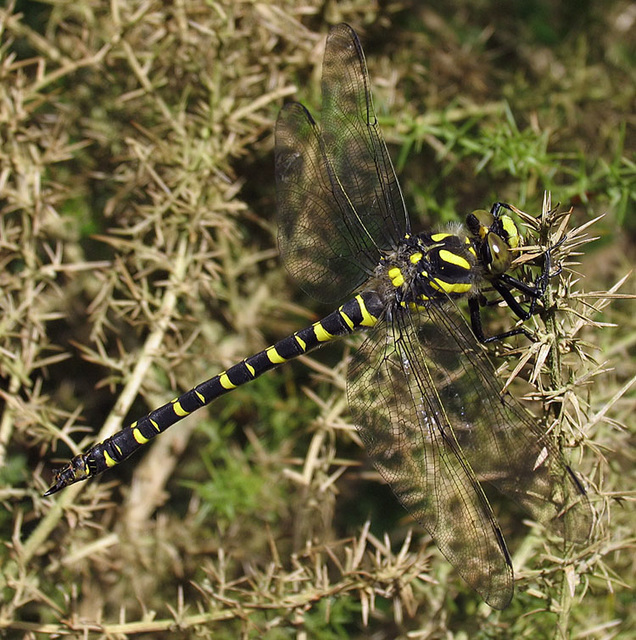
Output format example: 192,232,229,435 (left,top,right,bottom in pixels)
0,0,633,638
